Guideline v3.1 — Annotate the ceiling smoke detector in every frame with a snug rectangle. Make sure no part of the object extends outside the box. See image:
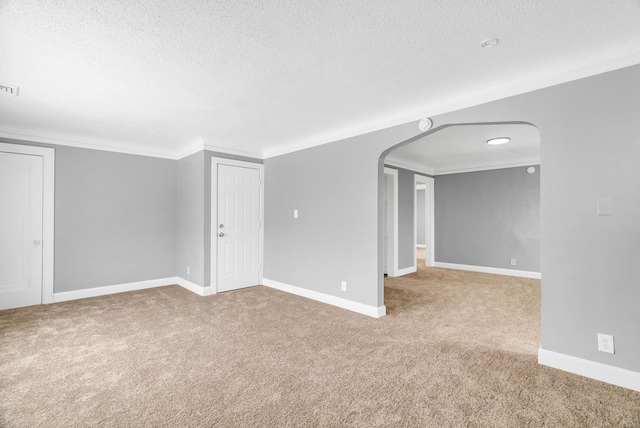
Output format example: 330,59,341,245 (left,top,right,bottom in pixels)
481,38,499,48
418,118,433,131
0,84,19,96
